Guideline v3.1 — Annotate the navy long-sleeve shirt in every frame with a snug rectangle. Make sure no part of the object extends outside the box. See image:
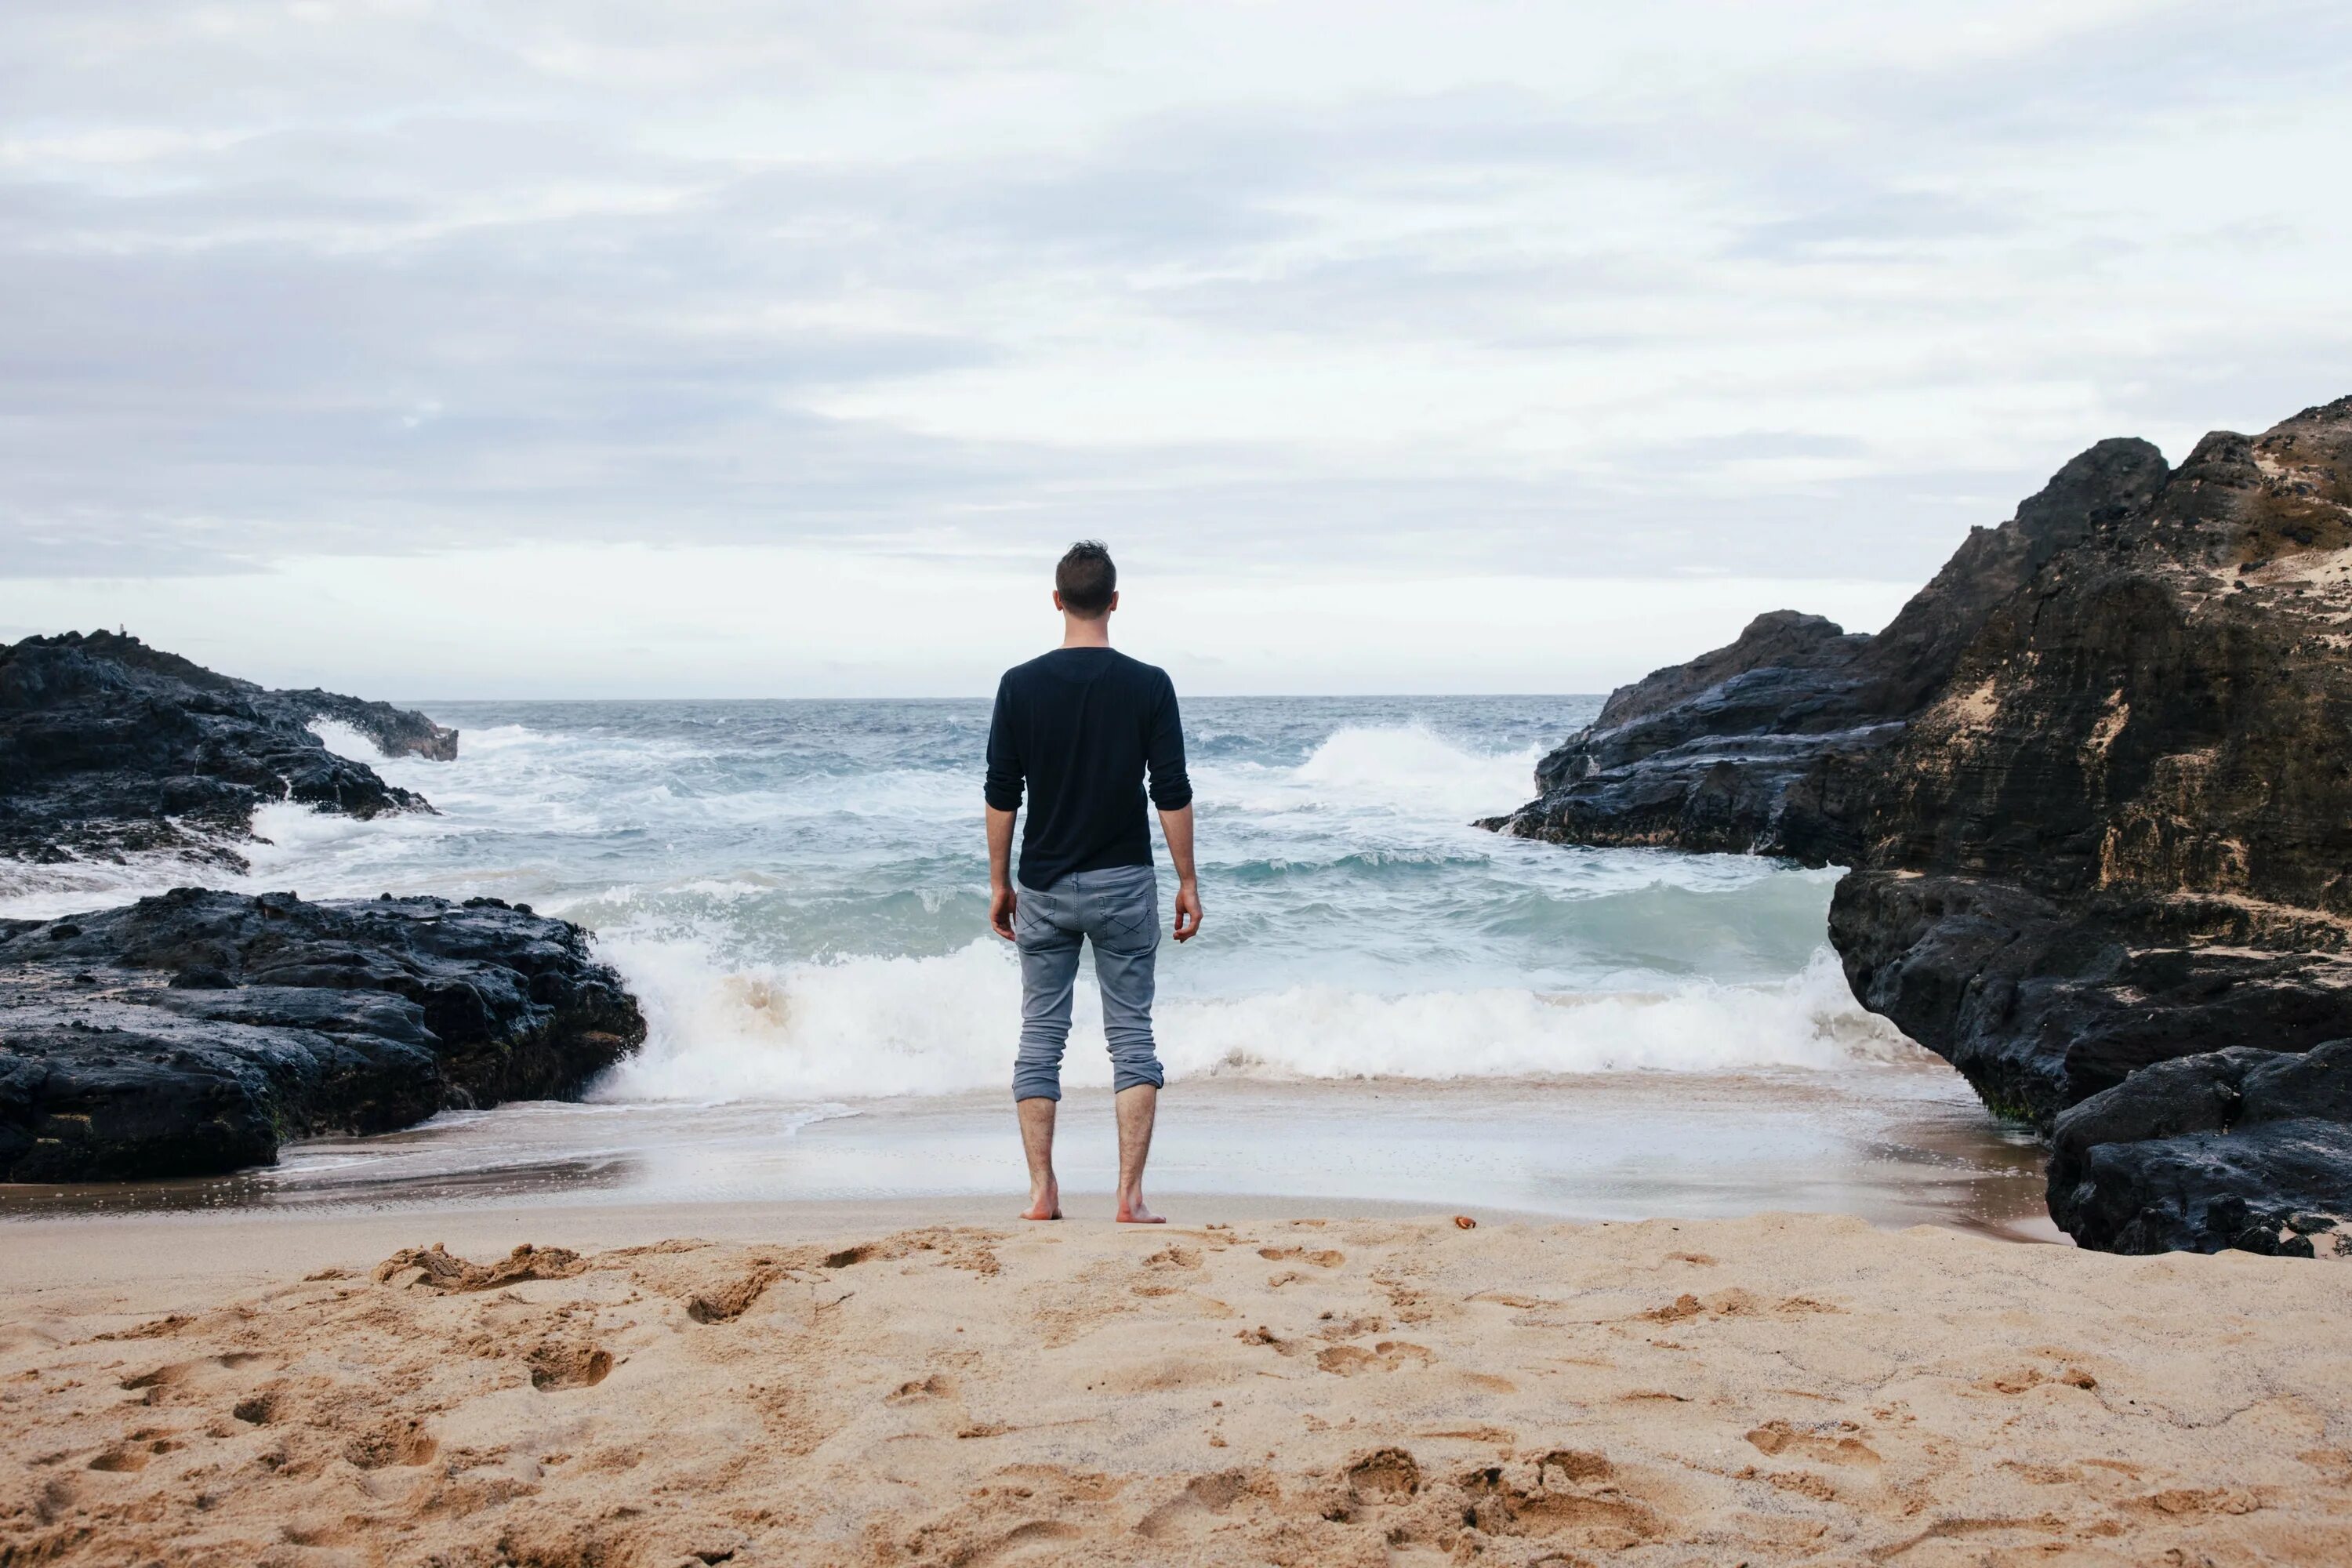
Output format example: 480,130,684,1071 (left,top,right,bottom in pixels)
983,647,1192,891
